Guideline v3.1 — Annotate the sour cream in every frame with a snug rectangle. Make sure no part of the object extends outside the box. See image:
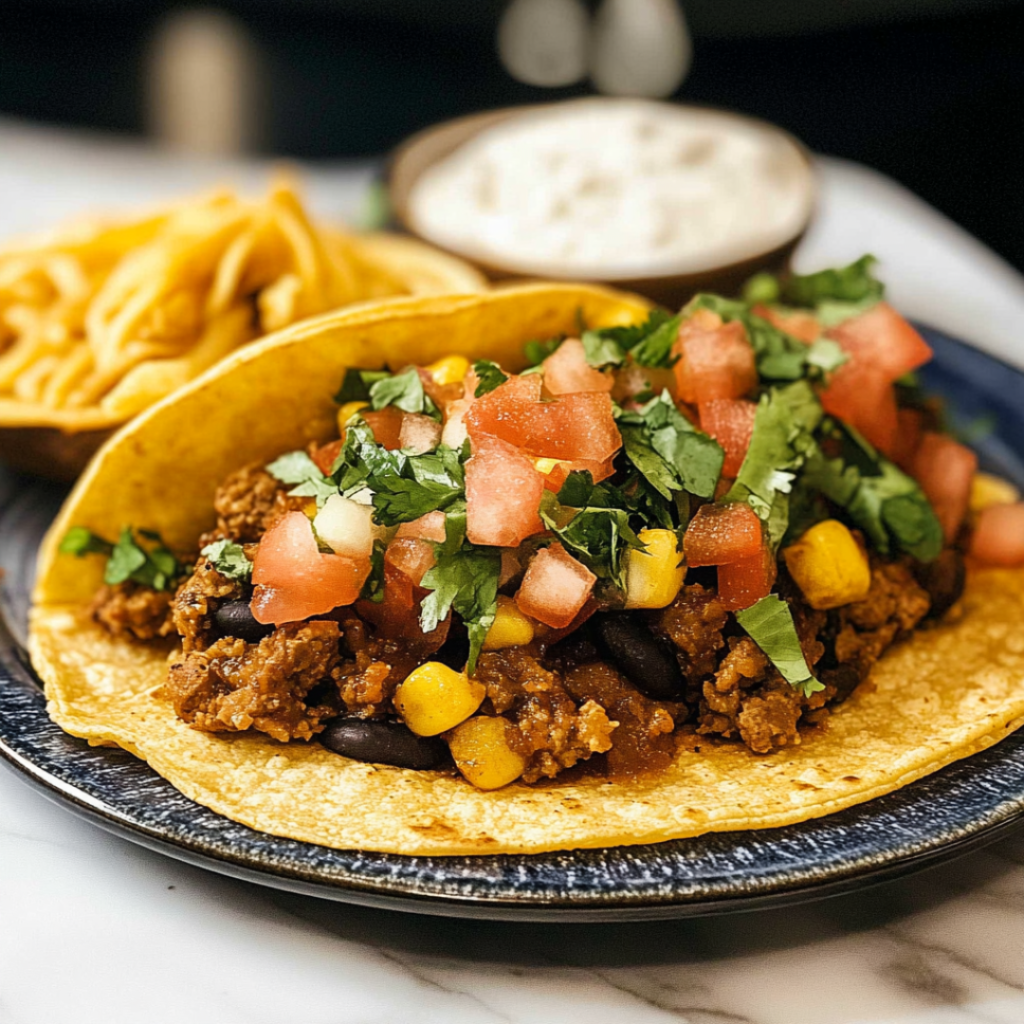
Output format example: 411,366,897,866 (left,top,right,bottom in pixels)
405,99,814,280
